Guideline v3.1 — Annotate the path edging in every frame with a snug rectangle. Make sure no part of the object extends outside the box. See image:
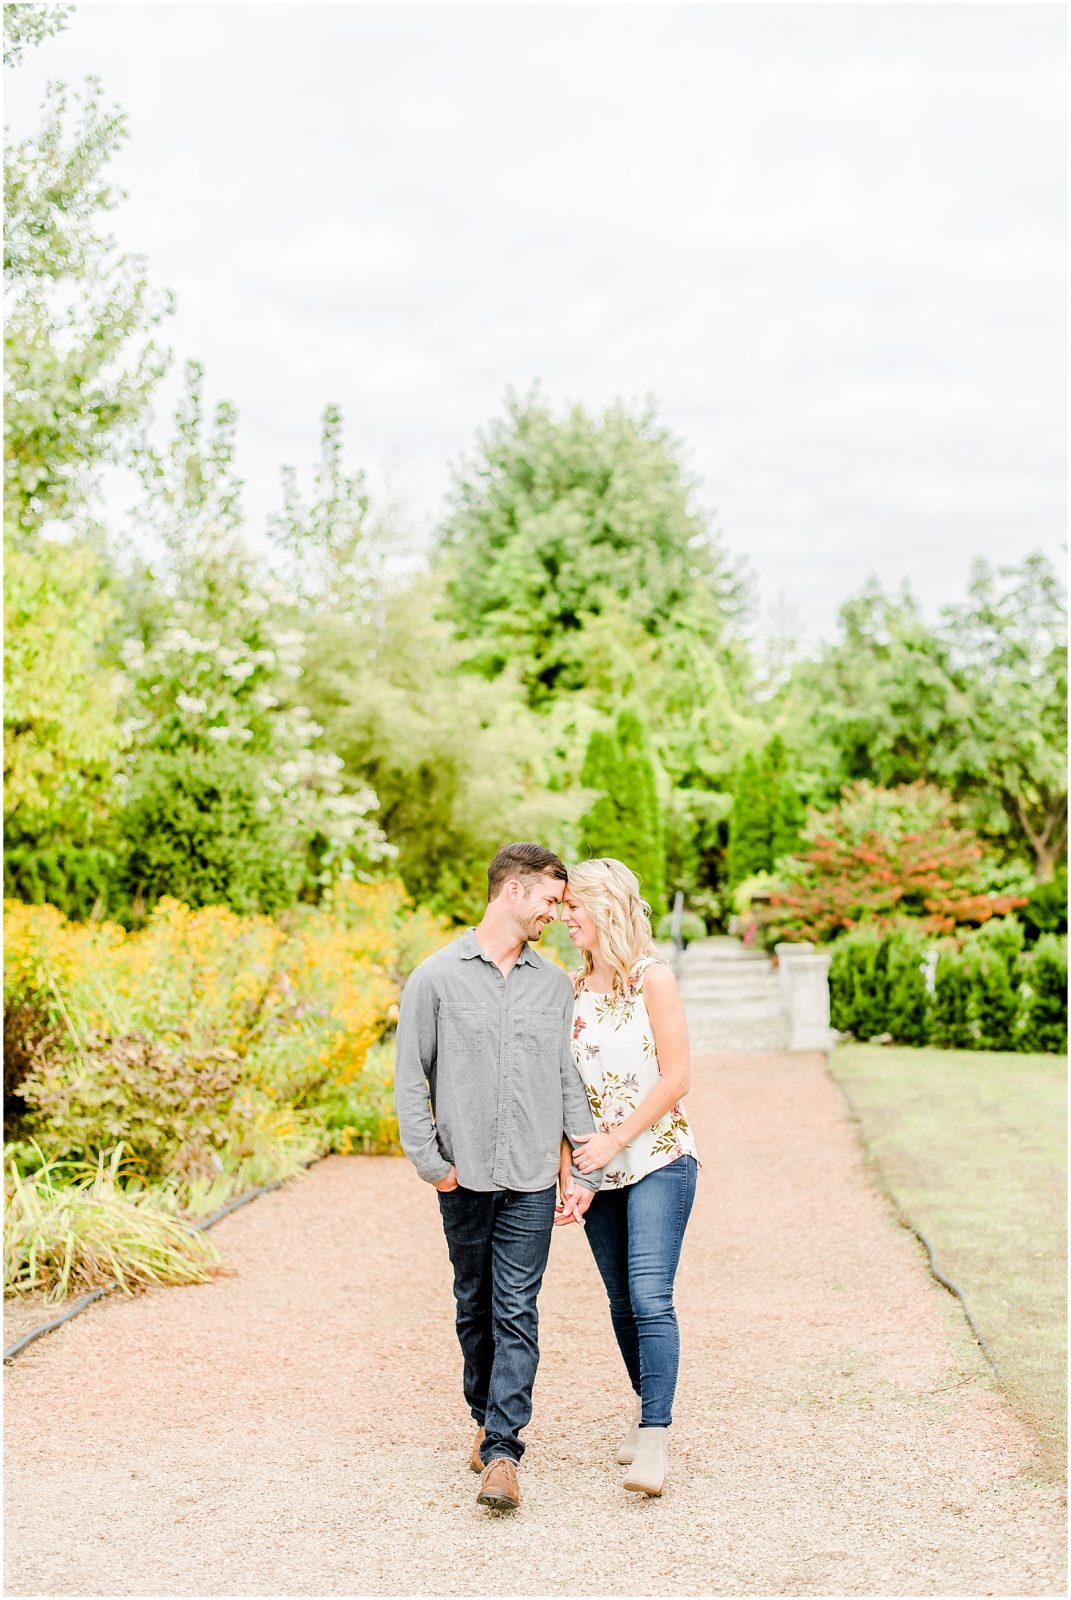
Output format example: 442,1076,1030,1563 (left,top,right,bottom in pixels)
3,1156,328,1363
